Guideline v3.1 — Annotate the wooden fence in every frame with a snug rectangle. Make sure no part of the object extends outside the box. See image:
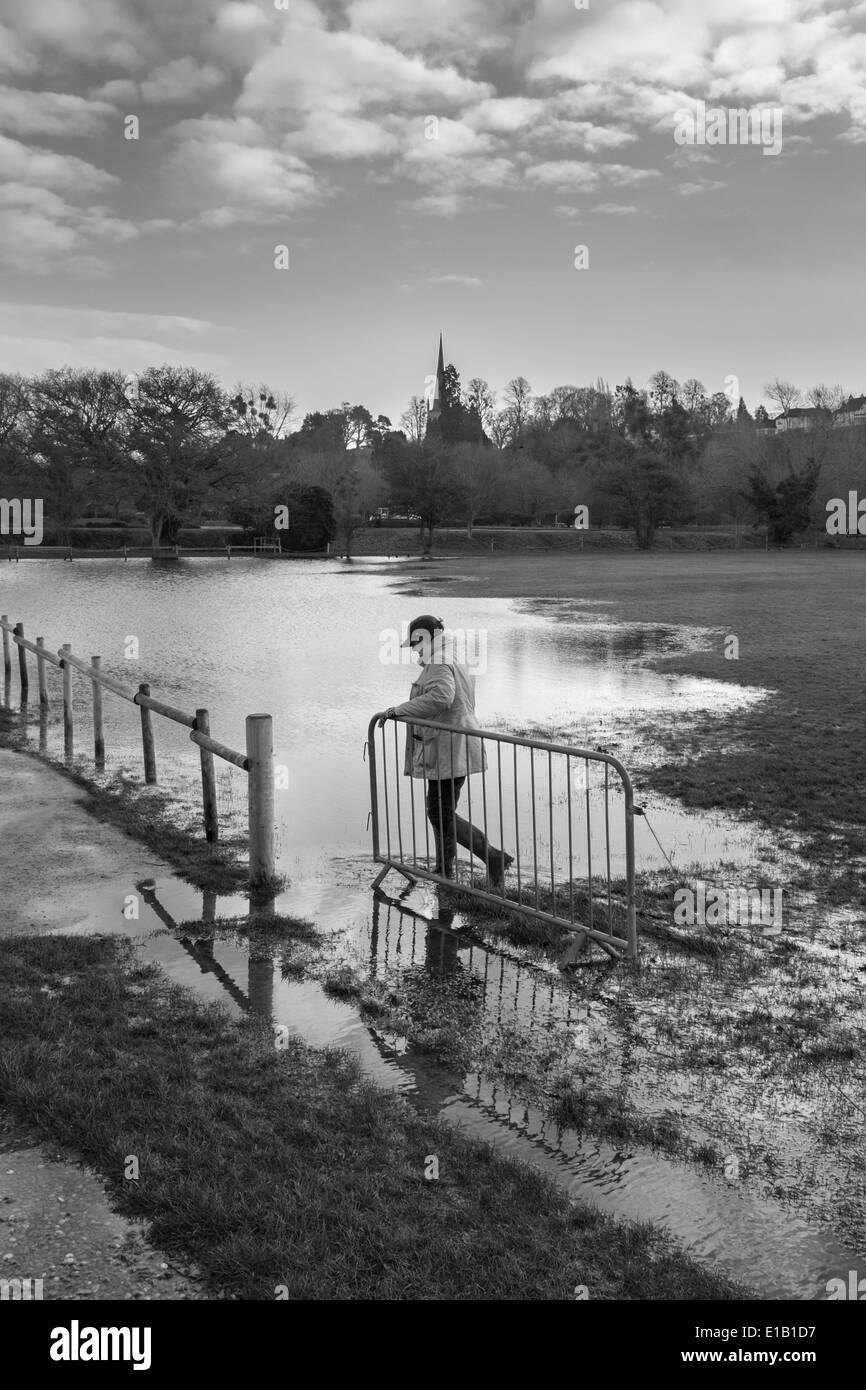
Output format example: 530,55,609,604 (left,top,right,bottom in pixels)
0,613,275,886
